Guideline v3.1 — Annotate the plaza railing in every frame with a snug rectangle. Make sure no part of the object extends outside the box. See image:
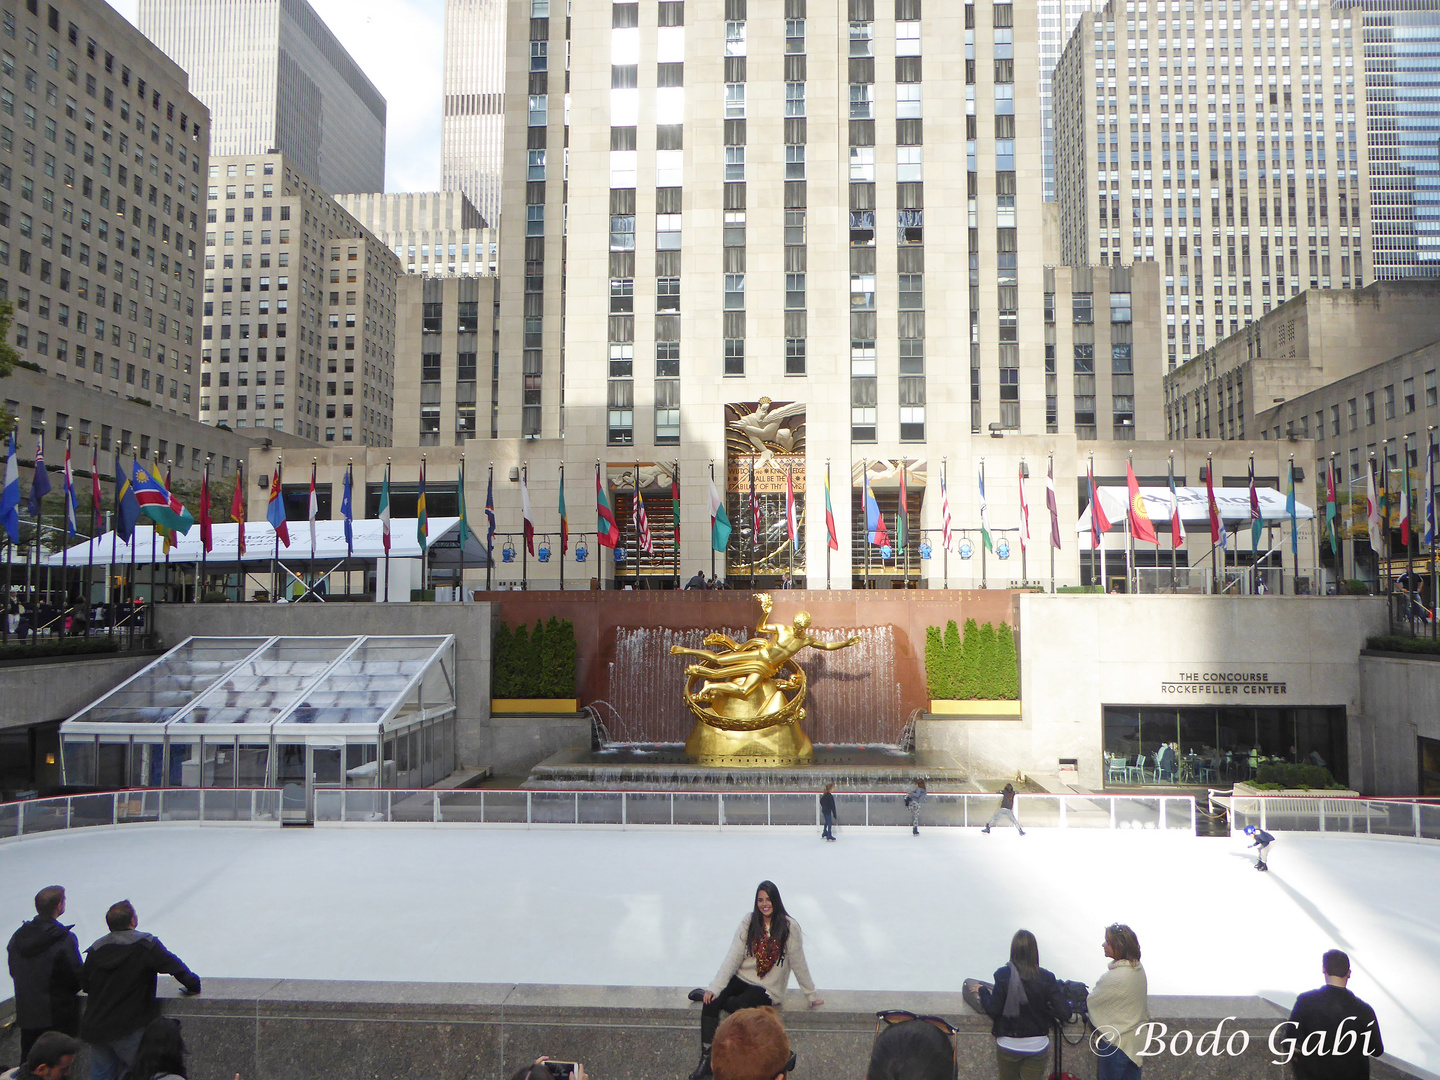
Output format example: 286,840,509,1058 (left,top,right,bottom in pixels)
0,789,281,838
1217,792,1440,841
